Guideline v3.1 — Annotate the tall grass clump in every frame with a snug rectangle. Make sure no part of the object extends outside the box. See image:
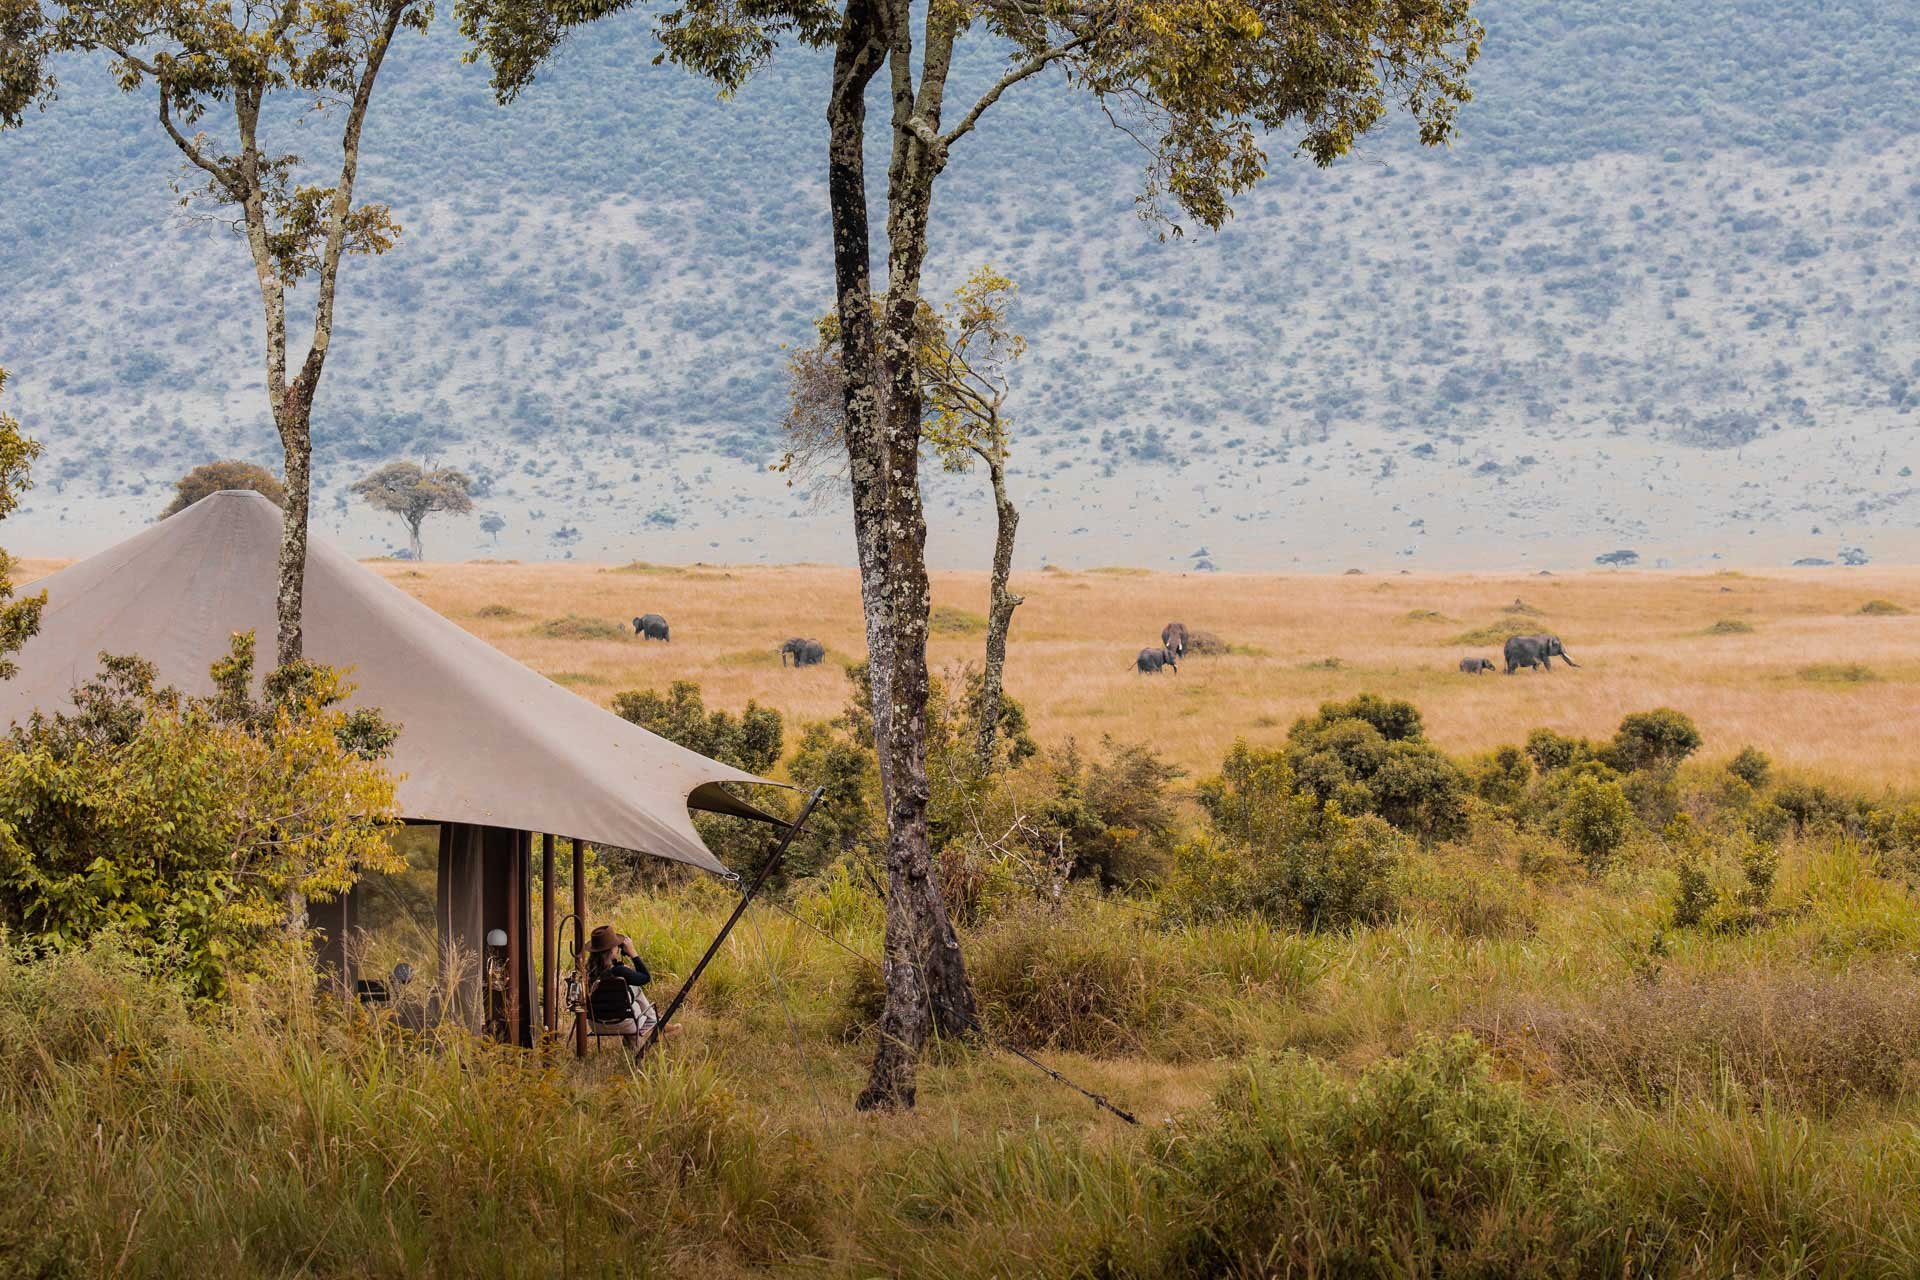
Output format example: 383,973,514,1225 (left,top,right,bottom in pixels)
1153,1036,1644,1277
0,942,816,1276
1857,599,1908,616
536,613,630,641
